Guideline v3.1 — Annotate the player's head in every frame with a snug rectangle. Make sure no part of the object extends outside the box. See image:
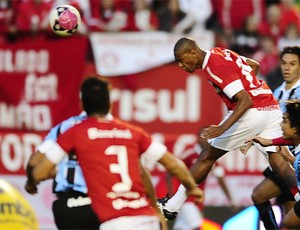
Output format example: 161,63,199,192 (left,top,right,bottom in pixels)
174,37,200,73
283,100,300,138
280,46,300,84
80,76,111,116
280,46,300,62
